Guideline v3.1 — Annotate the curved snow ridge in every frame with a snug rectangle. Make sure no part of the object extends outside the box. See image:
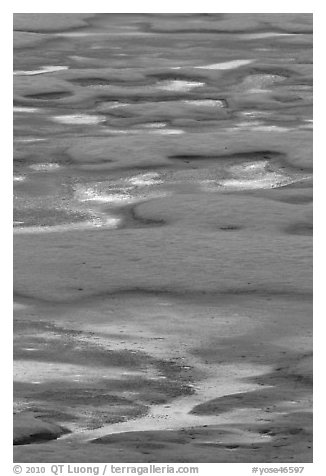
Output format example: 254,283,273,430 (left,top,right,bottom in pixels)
171,59,254,71
13,66,68,76
194,59,254,70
